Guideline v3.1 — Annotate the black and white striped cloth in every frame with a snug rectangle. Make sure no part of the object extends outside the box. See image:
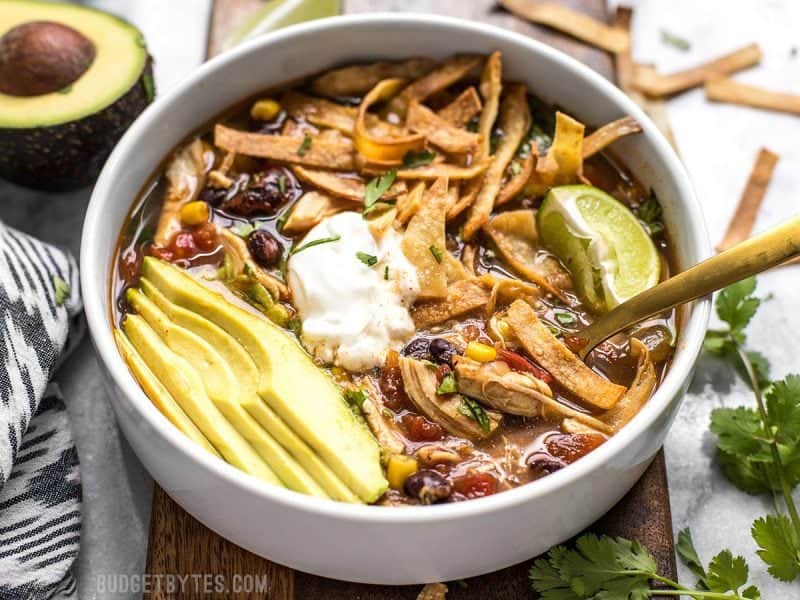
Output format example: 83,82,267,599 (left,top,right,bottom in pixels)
0,221,83,600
